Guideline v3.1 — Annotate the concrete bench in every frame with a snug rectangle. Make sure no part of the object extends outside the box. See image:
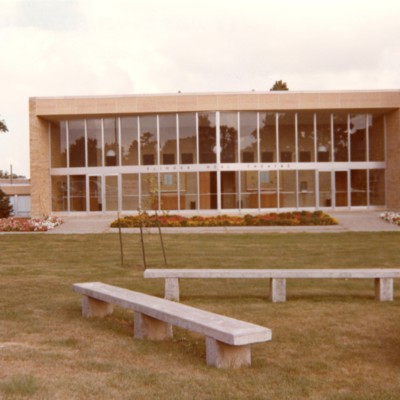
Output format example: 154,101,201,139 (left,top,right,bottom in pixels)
72,282,271,368
143,268,400,303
